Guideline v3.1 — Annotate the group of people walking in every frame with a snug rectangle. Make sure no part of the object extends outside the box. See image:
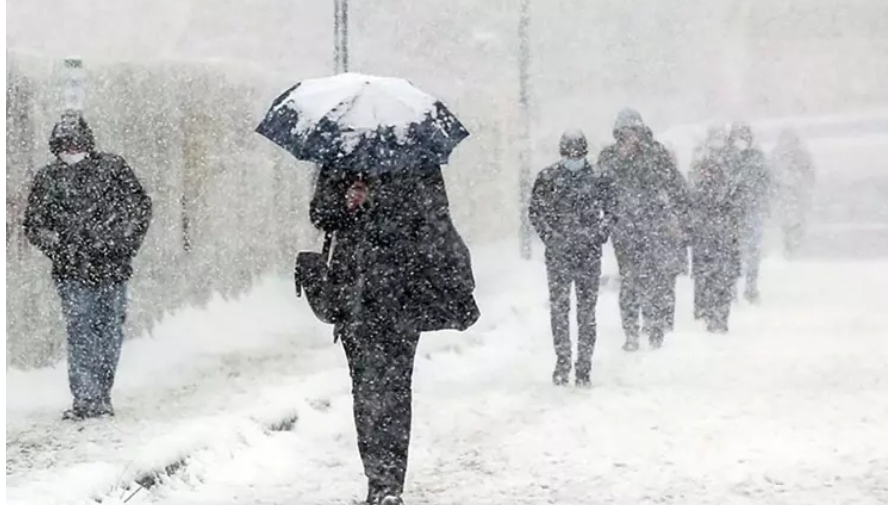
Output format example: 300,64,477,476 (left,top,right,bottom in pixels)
530,108,815,387
22,101,814,505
